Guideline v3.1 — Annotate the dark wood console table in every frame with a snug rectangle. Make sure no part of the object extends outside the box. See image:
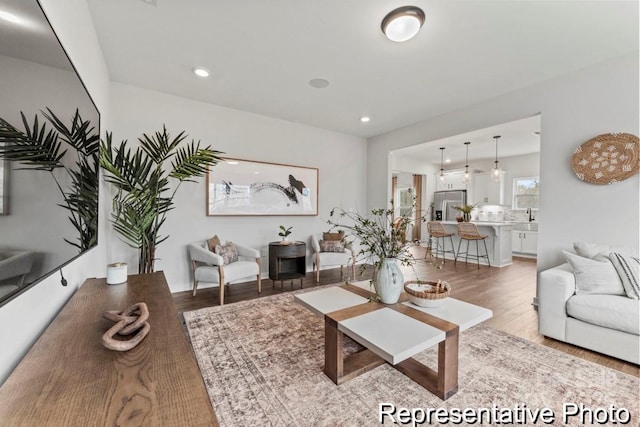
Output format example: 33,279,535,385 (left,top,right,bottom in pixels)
269,241,306,288
0,272,218,426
